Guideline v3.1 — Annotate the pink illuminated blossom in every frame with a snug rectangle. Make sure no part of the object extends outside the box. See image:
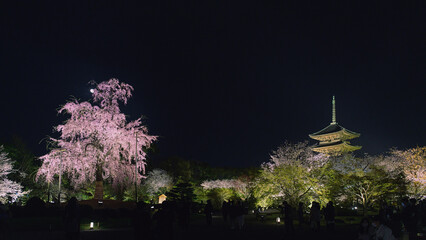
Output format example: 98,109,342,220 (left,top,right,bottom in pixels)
144,169,173,195
390,147,426,197
36,79,157,189
264,141,329,171
201,178,250,198
0,146,28,203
